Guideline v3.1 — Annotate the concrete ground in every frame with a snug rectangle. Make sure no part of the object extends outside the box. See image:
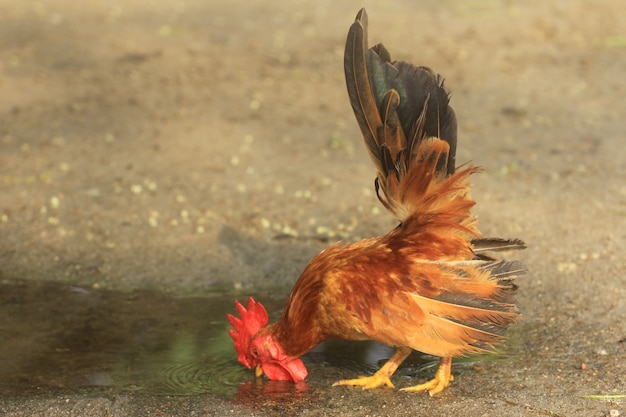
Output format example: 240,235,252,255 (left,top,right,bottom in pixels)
1,0,624,415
